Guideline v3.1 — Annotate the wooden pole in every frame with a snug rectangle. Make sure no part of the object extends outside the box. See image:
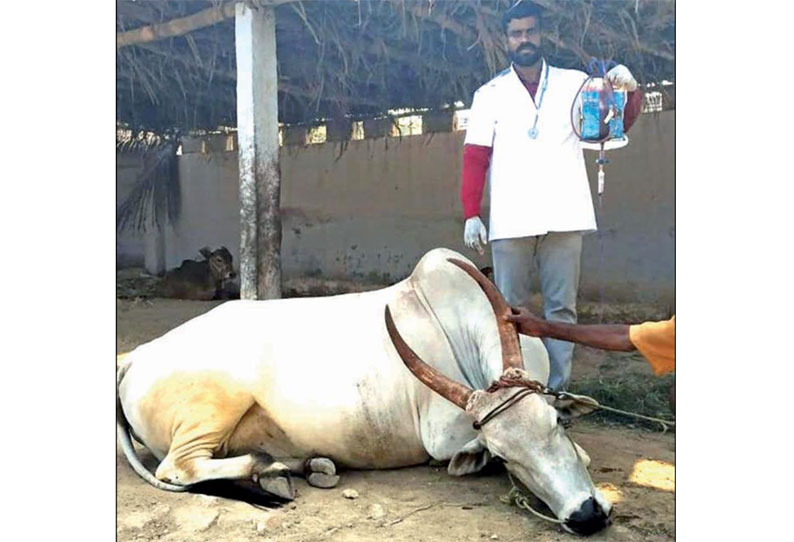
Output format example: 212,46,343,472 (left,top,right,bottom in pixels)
118,3,236,49
117,1,300,49
235,2,282,300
